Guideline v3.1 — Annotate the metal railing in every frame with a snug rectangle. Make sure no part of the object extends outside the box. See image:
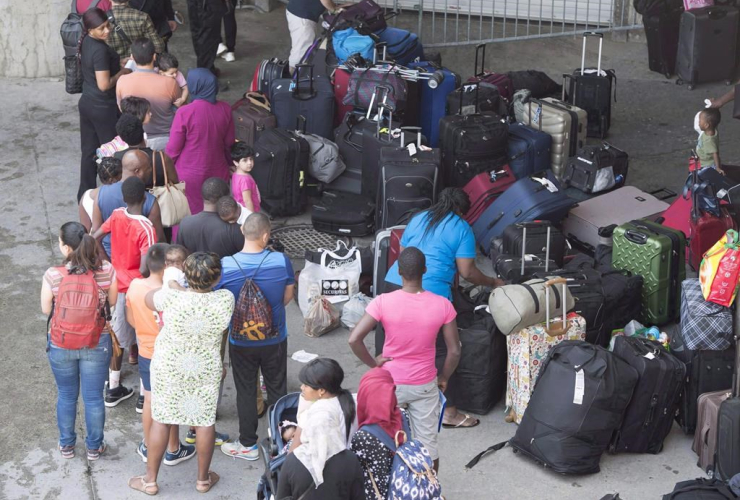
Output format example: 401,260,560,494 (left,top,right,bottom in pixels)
376,0,642,47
